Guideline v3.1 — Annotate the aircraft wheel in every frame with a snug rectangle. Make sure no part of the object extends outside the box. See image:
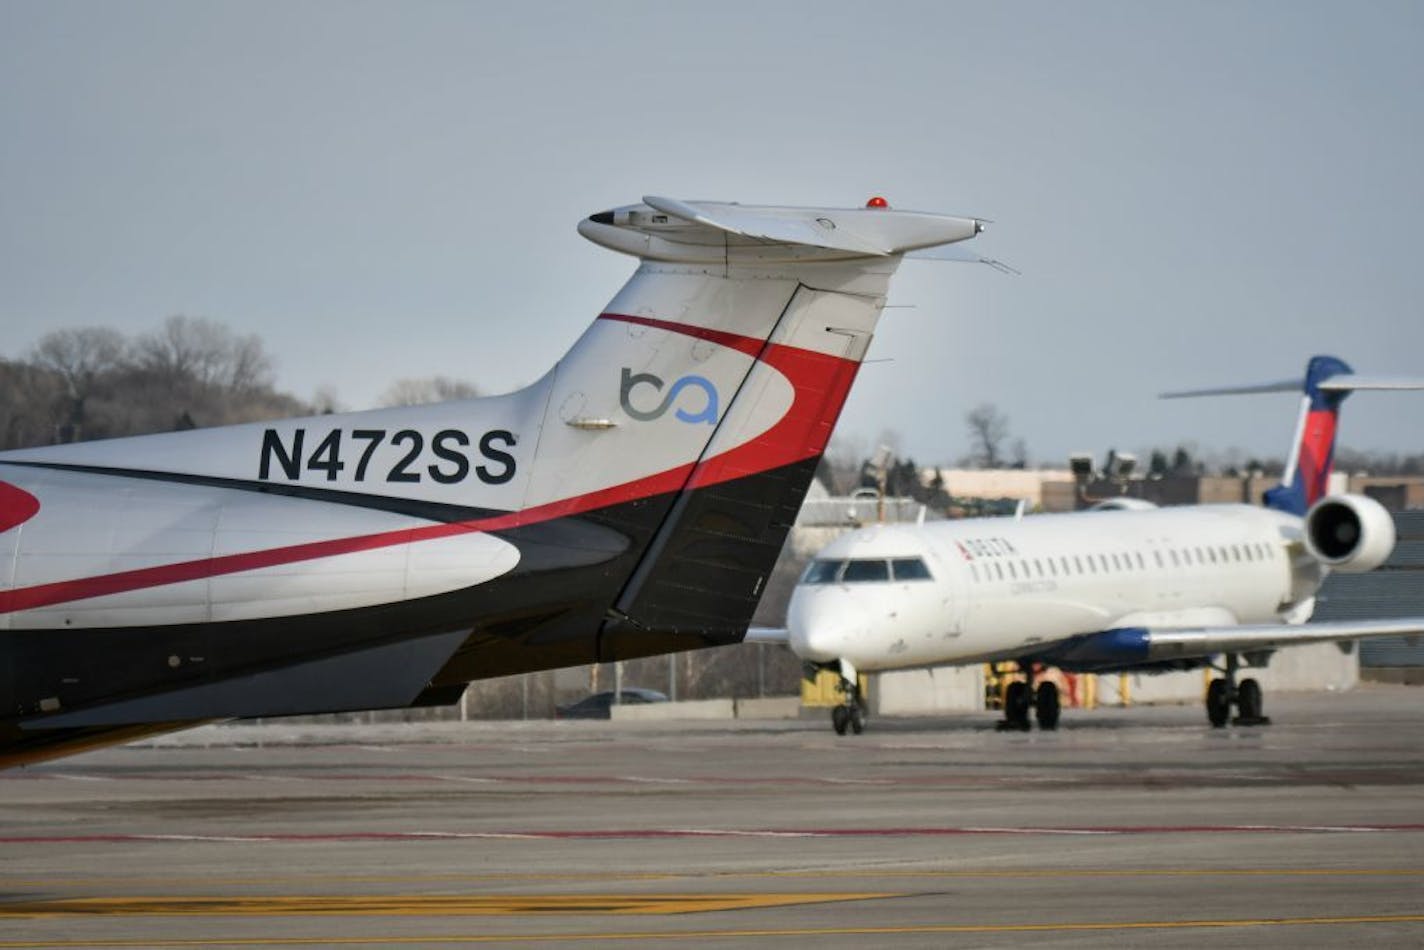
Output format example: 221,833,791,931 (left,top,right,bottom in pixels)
831,704,850,736
1035,681,1061,731
1004,680,1031,730
1206,678,1230,728
1237,678,1264,721
849,703,866,735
